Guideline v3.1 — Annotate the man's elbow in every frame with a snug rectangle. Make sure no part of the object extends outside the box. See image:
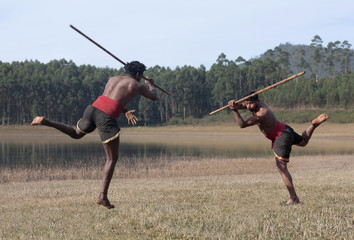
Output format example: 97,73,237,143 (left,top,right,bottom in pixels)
150,90,158,101
151,95,158,101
